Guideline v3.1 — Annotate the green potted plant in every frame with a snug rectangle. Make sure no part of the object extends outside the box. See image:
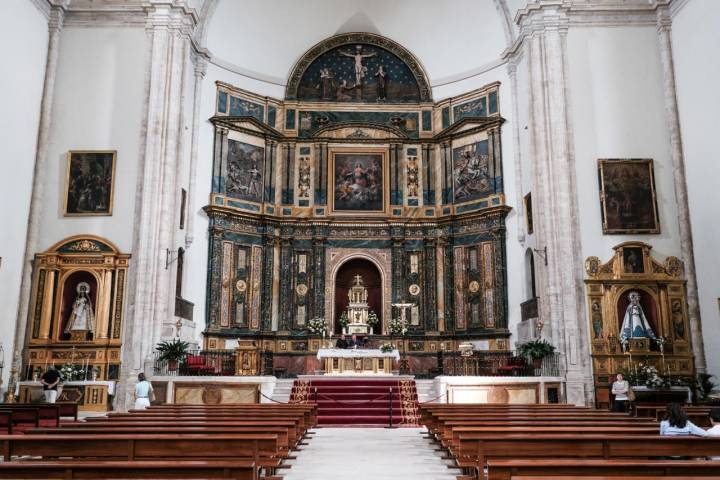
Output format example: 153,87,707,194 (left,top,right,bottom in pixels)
156,338,189,371
518,339,556,368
